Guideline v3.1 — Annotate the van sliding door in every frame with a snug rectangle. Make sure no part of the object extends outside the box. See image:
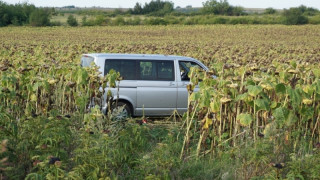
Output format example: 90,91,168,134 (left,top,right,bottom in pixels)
136,60,177,116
